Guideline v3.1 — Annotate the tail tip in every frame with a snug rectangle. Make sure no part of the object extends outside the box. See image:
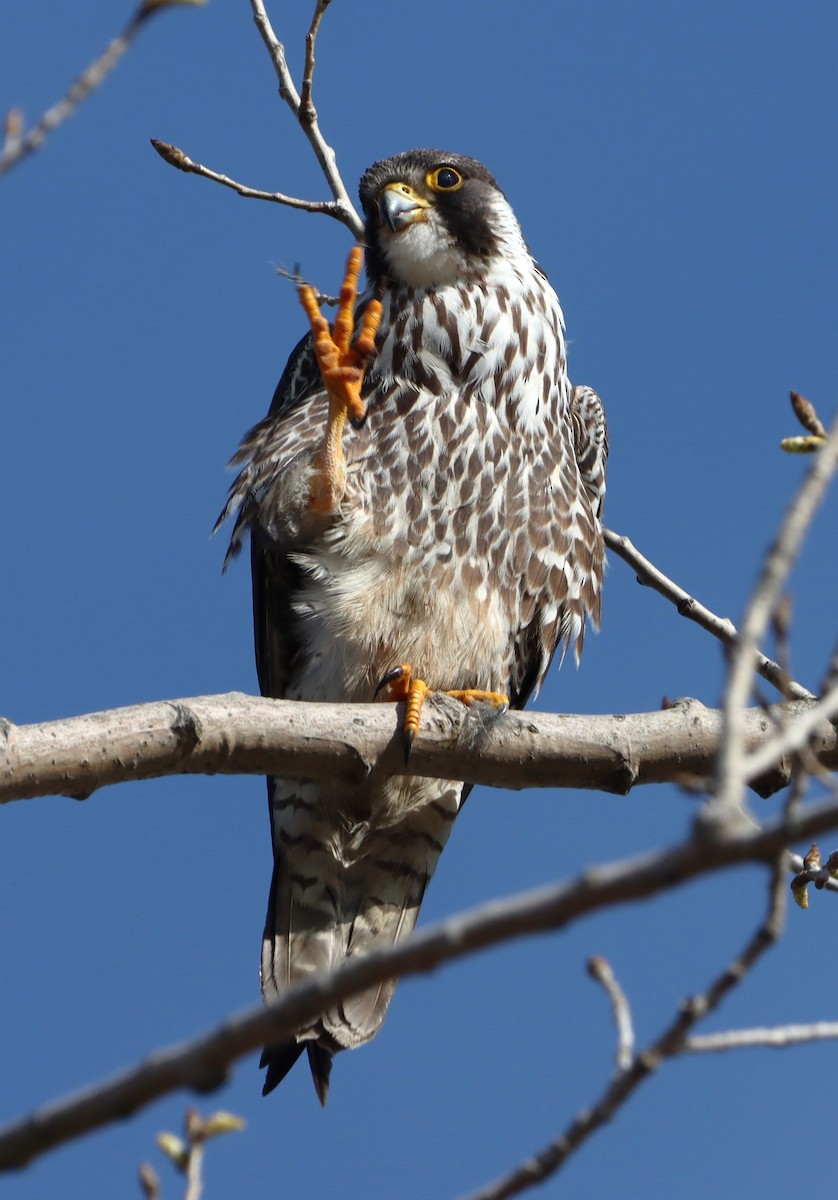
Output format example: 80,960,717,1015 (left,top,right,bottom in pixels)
260,1040,334,1106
